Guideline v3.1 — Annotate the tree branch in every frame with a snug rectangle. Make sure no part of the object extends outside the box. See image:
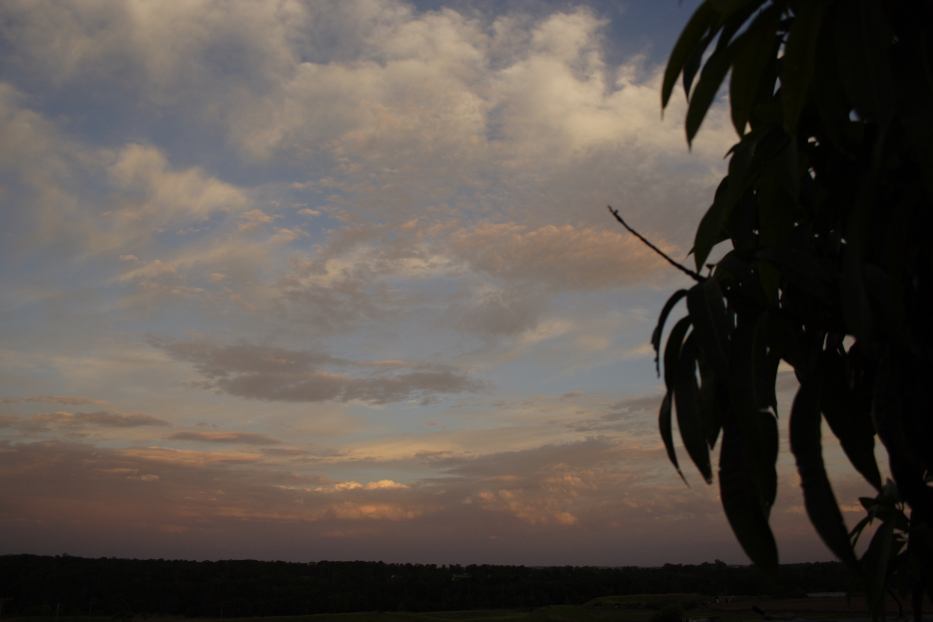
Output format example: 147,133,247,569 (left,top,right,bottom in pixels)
607,205,705,283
